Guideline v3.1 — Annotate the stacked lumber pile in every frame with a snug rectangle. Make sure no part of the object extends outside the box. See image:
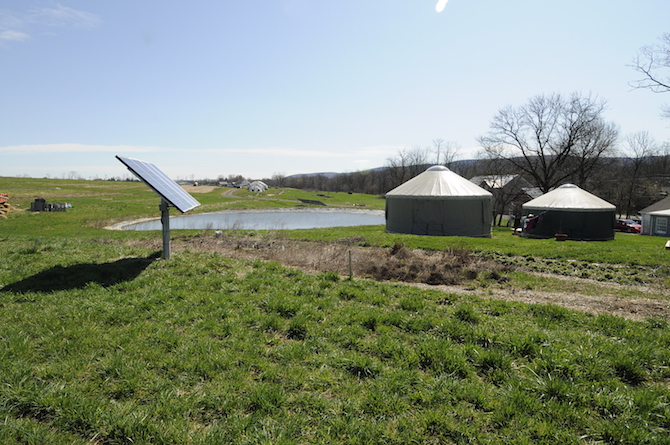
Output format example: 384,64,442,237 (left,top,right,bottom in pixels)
0,193,12,218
